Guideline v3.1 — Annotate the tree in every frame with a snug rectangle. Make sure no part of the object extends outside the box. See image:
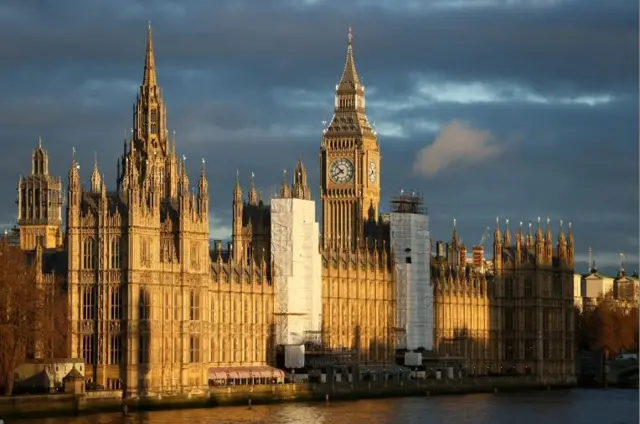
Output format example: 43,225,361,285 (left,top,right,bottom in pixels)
0,240,68,395
576,291,639,356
